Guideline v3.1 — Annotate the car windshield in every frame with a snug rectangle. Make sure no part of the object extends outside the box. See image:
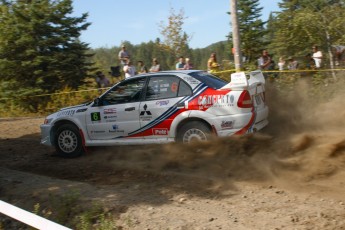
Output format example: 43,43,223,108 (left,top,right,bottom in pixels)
188,71,227,89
